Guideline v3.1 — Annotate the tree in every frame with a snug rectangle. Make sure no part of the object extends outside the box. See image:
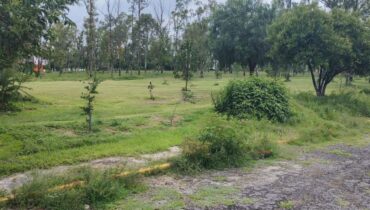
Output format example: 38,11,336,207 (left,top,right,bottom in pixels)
104,0,115,77
153,0,172,73
139,14,156,72
113,12,130,76
188,1,213,78
81,77,100,132
183,19,211,78
48,23,78,74
128,0,149,75
0,0,77,110
321,0,369,18
172,0,192,73
320,0,370,85
178,40,193,91
84,0,98,78
268,4,370,96
209,0,274,75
